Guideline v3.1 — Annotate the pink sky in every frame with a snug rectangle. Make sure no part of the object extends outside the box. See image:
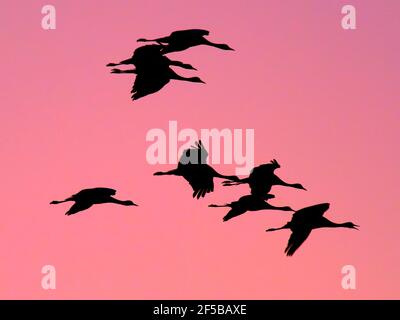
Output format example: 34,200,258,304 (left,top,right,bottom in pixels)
0,0,399,299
